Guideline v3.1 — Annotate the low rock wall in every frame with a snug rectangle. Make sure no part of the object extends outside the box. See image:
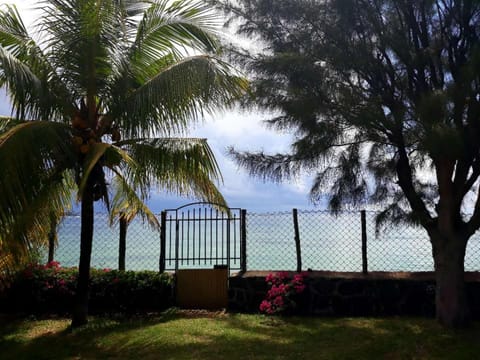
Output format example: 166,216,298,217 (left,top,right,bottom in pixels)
228,272,480,318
